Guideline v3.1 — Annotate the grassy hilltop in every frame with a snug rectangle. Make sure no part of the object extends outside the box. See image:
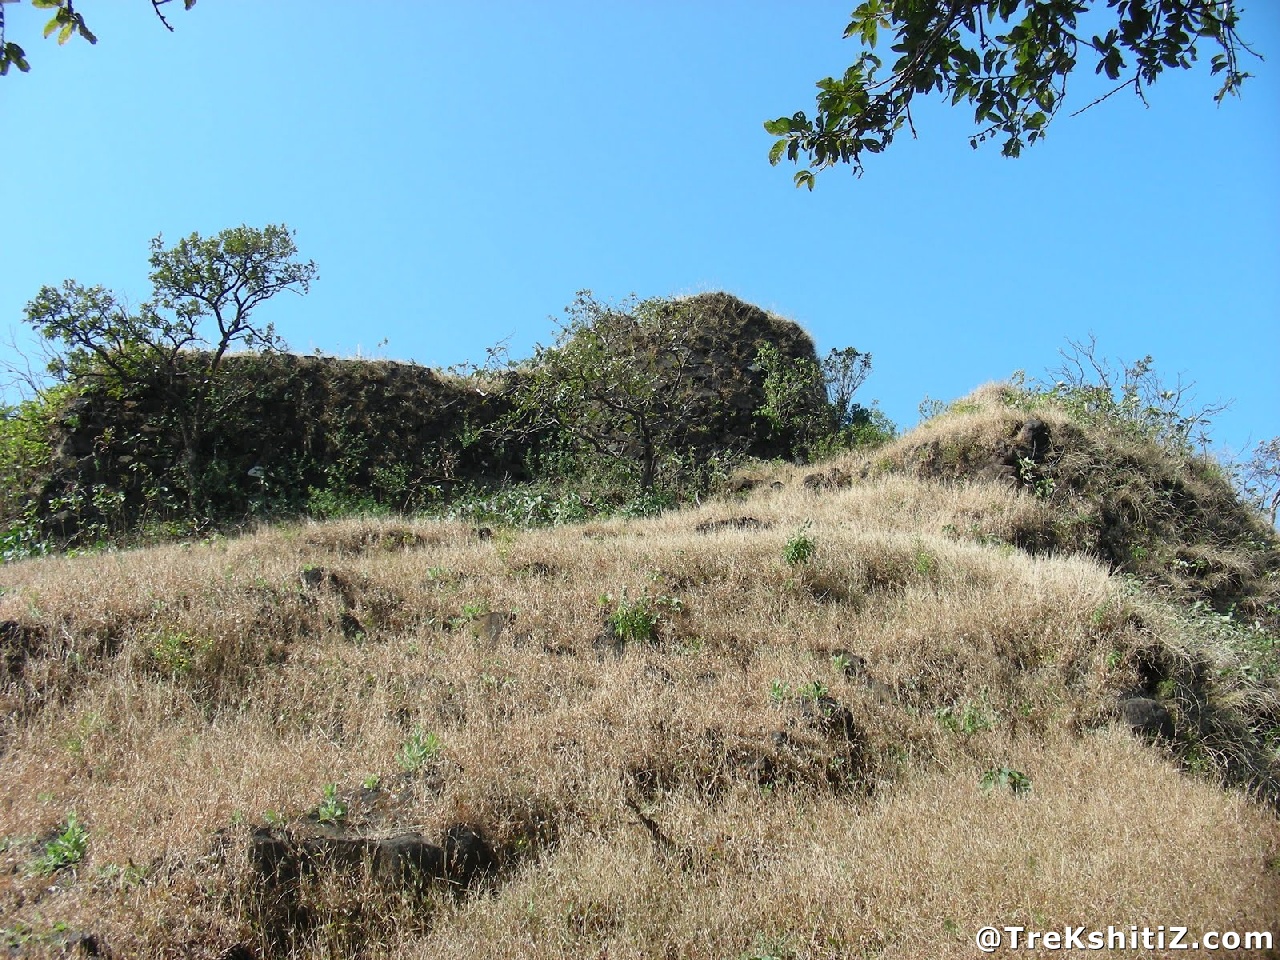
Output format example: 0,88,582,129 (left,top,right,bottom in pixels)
1,382,1278,959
